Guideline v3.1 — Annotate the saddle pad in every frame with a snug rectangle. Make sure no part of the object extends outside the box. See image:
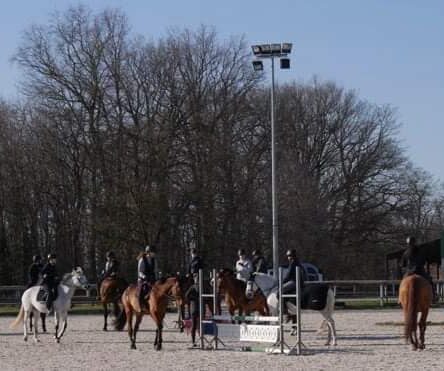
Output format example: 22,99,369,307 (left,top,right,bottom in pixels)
36,288,48,302
302,284,329,310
